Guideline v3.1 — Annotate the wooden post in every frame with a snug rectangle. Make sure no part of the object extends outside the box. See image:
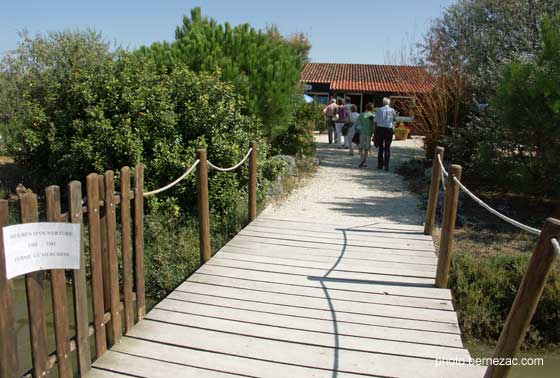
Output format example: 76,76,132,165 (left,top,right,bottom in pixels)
104,171,122,345
485,218,560,378
120,166,134,332
68,181,92,377
86,174,107,357
424,146,445,235
20,193,49,378
248,141,258,222
97,174,113,345
435,164,462,288
0,200,18,378
45,186,73,378
197,149,211,264
133,164,145,320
